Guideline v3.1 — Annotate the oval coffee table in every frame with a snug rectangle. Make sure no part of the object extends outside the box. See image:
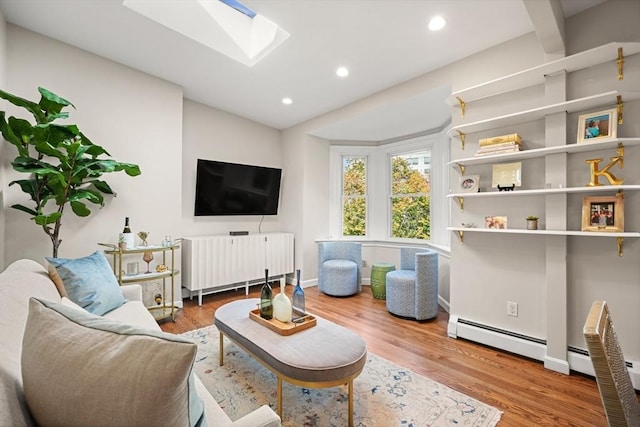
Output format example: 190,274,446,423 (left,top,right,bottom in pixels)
214,298,367,426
